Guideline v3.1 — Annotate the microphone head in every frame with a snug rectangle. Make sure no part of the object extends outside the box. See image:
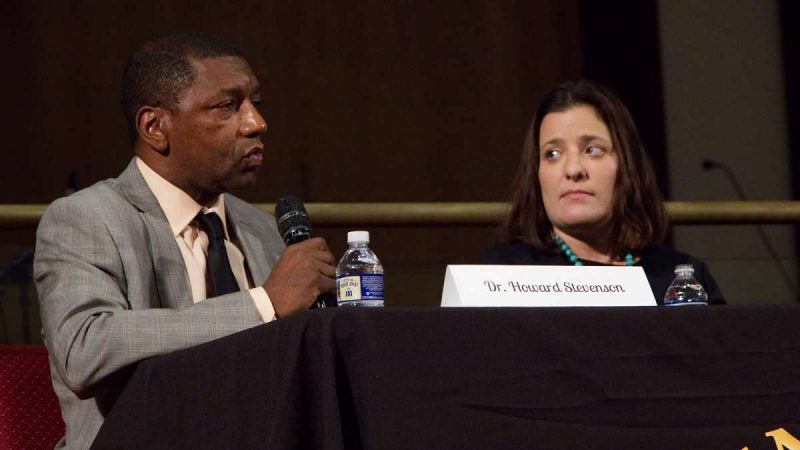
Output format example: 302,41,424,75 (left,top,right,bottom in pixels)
275,195,313,244
701,159,718,171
